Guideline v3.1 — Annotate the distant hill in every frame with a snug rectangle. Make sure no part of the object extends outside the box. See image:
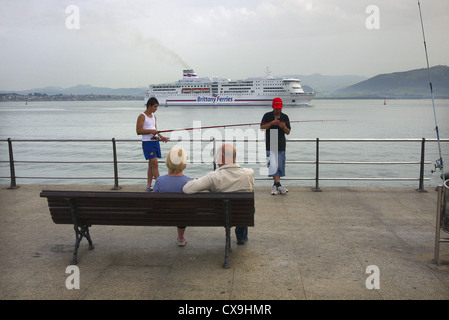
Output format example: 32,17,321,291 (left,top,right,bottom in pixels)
333,65,449,98
60,85,147,96
287,73,368,96
0,84,147,96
